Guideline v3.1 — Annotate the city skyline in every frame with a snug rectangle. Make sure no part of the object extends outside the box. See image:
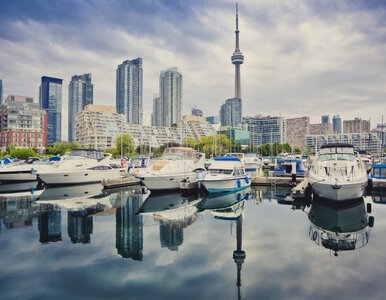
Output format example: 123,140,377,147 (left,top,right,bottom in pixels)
0,1,385,141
